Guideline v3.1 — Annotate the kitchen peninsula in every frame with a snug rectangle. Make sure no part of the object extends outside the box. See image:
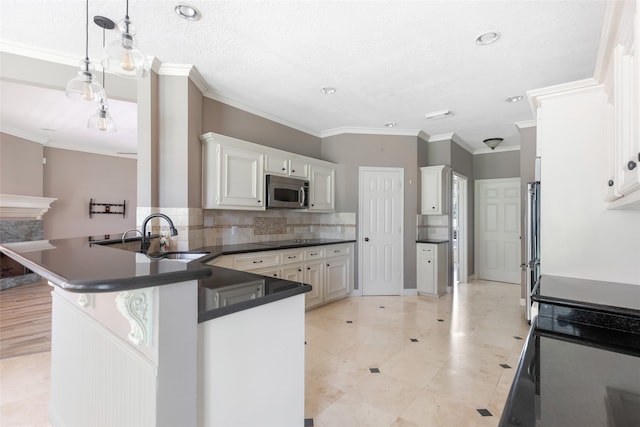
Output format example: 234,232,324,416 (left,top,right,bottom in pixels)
0,236,327,427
